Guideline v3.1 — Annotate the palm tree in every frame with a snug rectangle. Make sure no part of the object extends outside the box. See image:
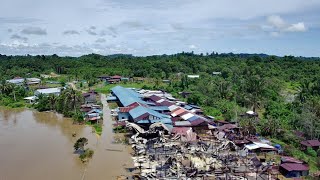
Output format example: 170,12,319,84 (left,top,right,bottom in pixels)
297,81,311,103
245,76,265,113
48,94,57,110
215,79,231,99
0,81,13,95
64,88,81,114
